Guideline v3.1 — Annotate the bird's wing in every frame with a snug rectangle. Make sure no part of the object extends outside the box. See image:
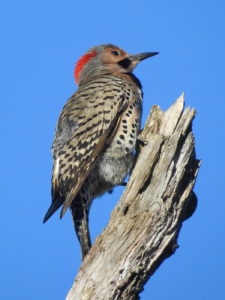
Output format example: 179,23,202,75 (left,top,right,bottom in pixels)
51,78,129,218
